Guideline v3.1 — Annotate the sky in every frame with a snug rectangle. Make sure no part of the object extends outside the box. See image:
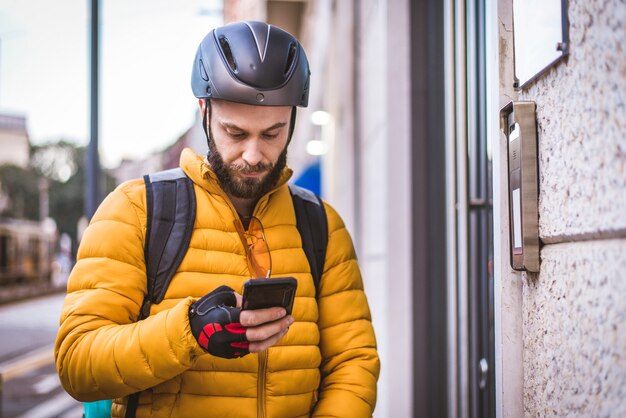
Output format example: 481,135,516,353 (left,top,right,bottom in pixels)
0,0,223,168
